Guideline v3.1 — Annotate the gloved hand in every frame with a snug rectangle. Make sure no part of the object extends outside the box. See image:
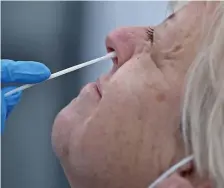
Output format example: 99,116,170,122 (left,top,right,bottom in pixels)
1,59,51,133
